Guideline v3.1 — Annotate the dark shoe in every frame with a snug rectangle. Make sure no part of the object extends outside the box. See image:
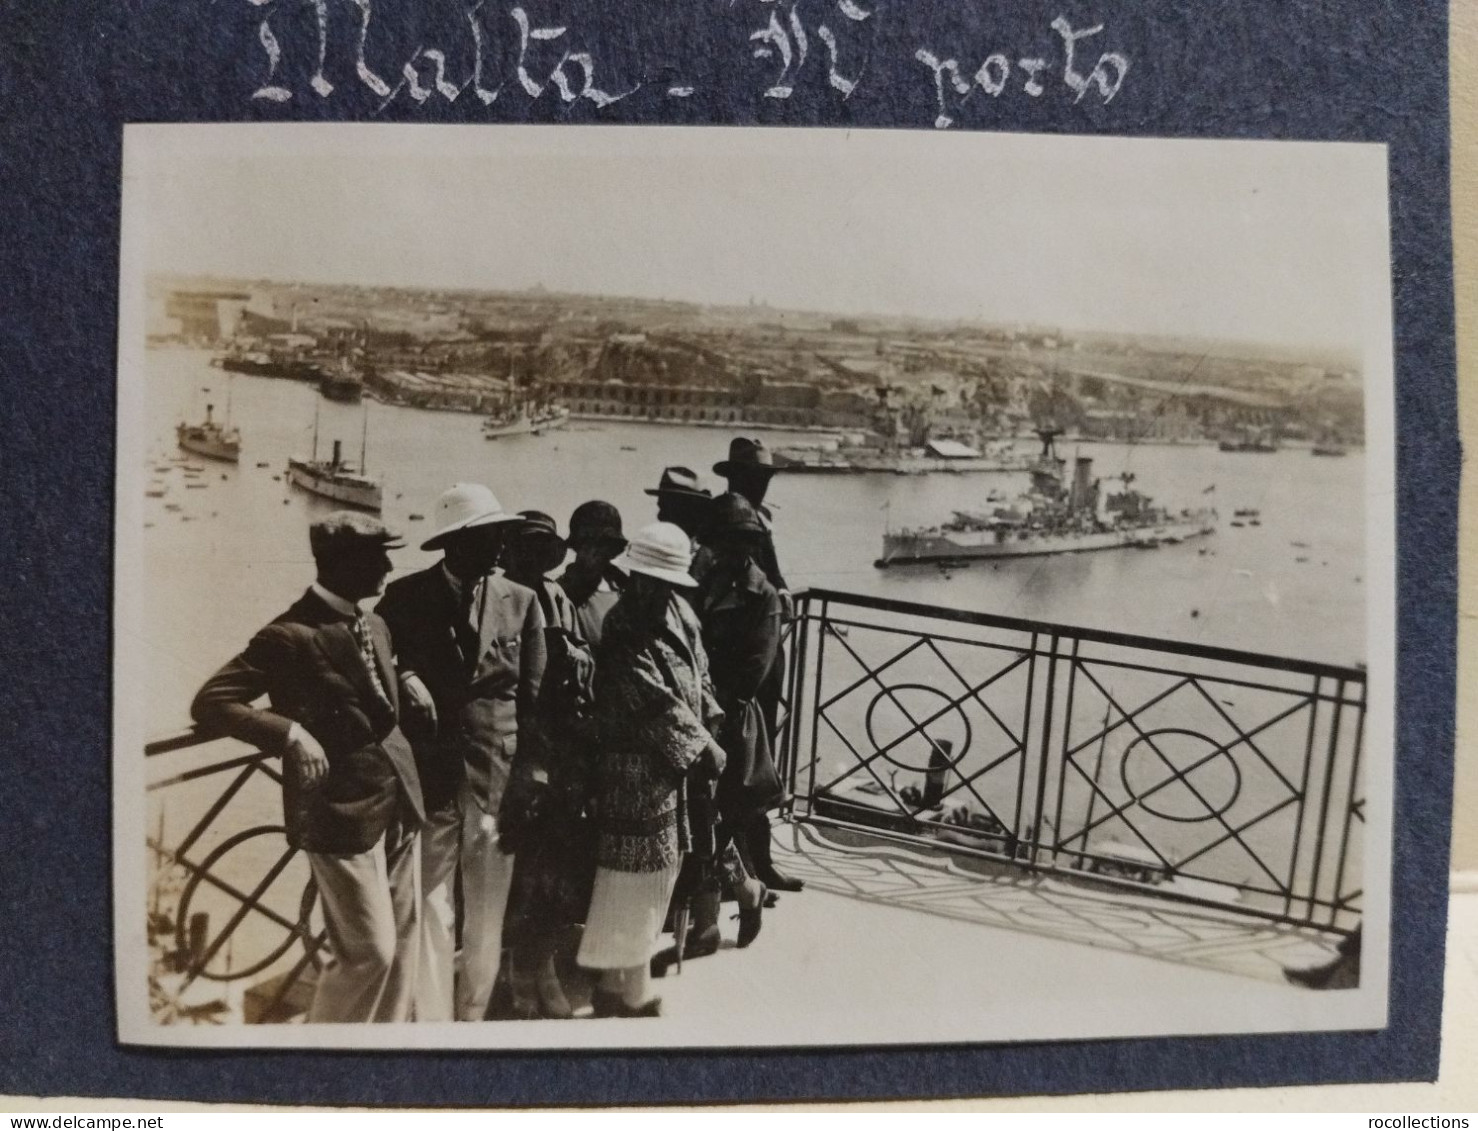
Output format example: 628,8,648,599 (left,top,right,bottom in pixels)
757,867,805,893
591,990,662,1018
1284,951,1359,990
649,925,722,977
736,884,766,948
